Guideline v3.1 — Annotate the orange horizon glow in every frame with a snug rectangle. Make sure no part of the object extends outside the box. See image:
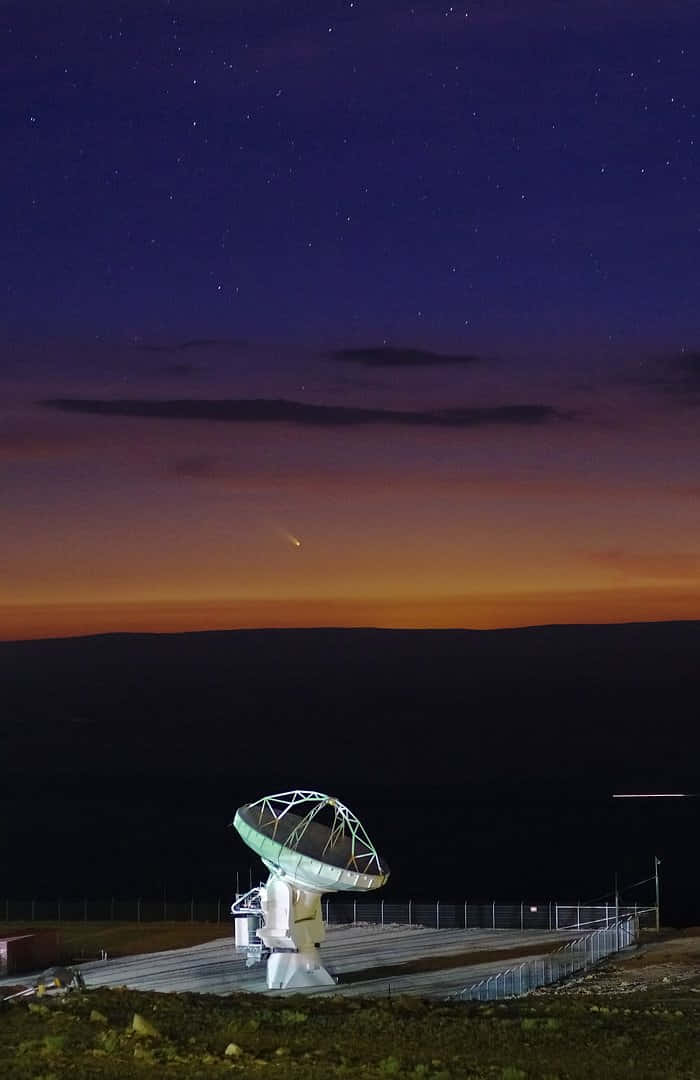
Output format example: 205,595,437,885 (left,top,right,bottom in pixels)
2,584,699,642
3,341,700,642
